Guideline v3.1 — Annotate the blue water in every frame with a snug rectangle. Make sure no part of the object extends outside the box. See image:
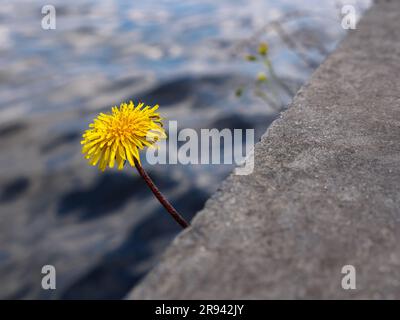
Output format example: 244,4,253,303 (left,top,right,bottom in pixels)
0,0,371,116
